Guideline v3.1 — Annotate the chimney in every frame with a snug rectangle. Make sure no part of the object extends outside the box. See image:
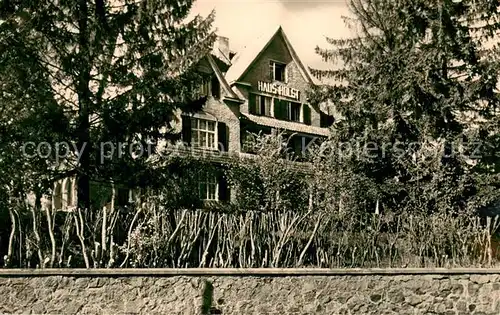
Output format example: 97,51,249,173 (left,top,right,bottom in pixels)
212,36,231,64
